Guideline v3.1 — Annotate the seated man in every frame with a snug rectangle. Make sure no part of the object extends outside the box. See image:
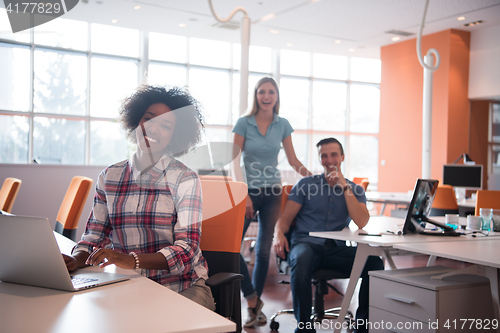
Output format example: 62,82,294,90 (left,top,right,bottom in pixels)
273,137,384,333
